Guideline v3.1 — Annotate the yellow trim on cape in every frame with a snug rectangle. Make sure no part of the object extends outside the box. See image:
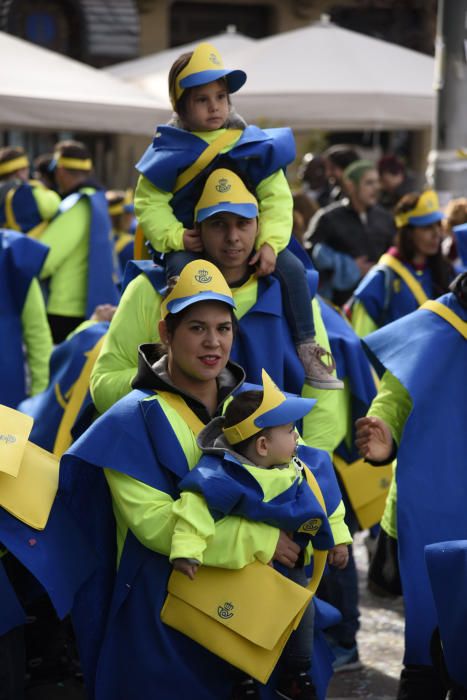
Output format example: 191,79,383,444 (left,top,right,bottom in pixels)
4,187,20,230
156,390,205,436
53,335,106,457
379,253,428,307
421,300,467,340
114,232,134,254
173,129,242,194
